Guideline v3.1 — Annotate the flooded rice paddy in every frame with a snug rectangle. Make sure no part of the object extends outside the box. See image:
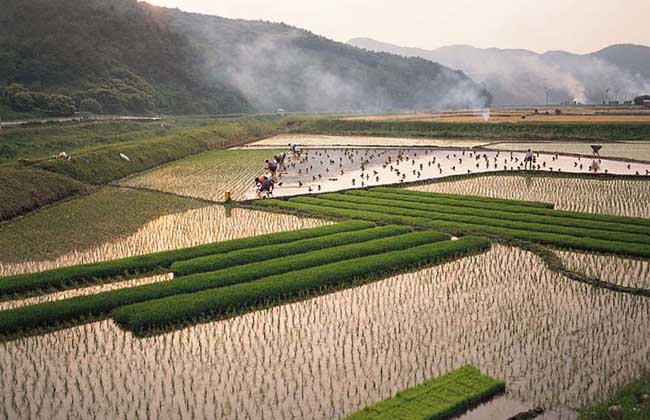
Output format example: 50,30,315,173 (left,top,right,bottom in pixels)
409,176,650,218
486,141,650,163
0,206,328,277
239,146,650,200
2,245,648,419
241,134,491,149
557,250,650,290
